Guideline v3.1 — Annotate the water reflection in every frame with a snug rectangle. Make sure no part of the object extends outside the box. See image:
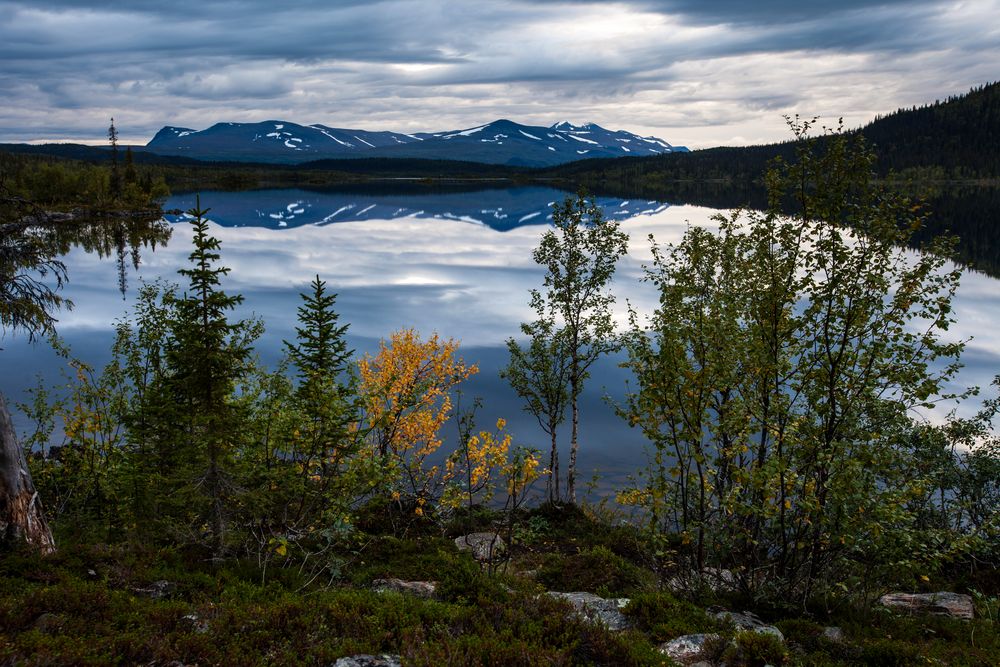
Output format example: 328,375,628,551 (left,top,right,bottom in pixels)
3,185,999,485
164,185,671,231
